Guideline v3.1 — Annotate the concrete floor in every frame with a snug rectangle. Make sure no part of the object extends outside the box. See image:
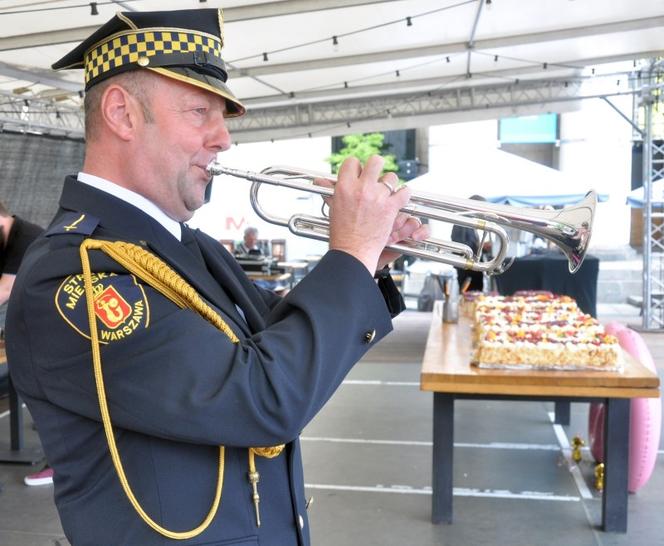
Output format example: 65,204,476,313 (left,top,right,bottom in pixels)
0,303,662,546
